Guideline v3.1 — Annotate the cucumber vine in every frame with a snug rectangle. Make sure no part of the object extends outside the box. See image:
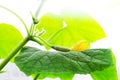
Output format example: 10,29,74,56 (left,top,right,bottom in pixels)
0,0,117,80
